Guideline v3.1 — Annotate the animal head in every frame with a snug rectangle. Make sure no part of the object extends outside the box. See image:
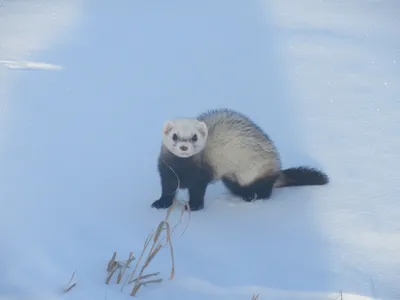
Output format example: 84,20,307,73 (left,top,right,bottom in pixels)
162,118,208,158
